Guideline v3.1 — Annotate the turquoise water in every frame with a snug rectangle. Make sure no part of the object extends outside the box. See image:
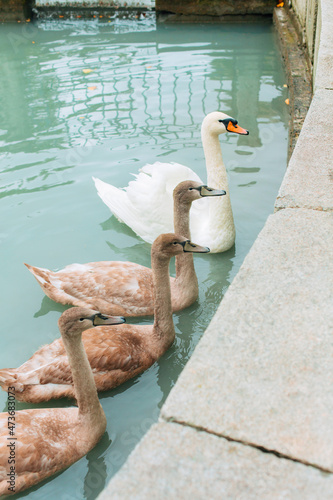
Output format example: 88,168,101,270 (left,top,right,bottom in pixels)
0,14,288,499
